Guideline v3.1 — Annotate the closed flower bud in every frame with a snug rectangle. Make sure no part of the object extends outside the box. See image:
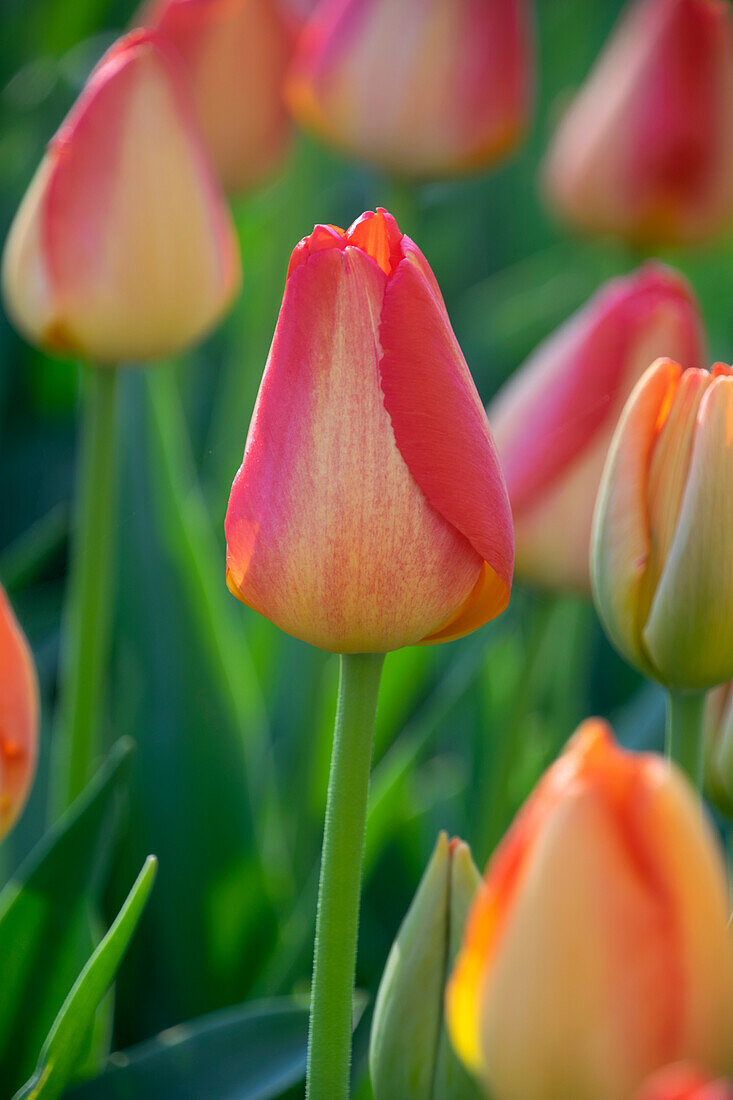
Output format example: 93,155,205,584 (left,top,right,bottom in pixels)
225,208,514,653
490,265,704,593
542,0,733,247
637,1064,733,1100
370,833,482,1100
704,682,733,816
0,586,39,840
138,0,295,194
286,0,533,178
446,720,733,1100
591,360,733,690
2,31,240,363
